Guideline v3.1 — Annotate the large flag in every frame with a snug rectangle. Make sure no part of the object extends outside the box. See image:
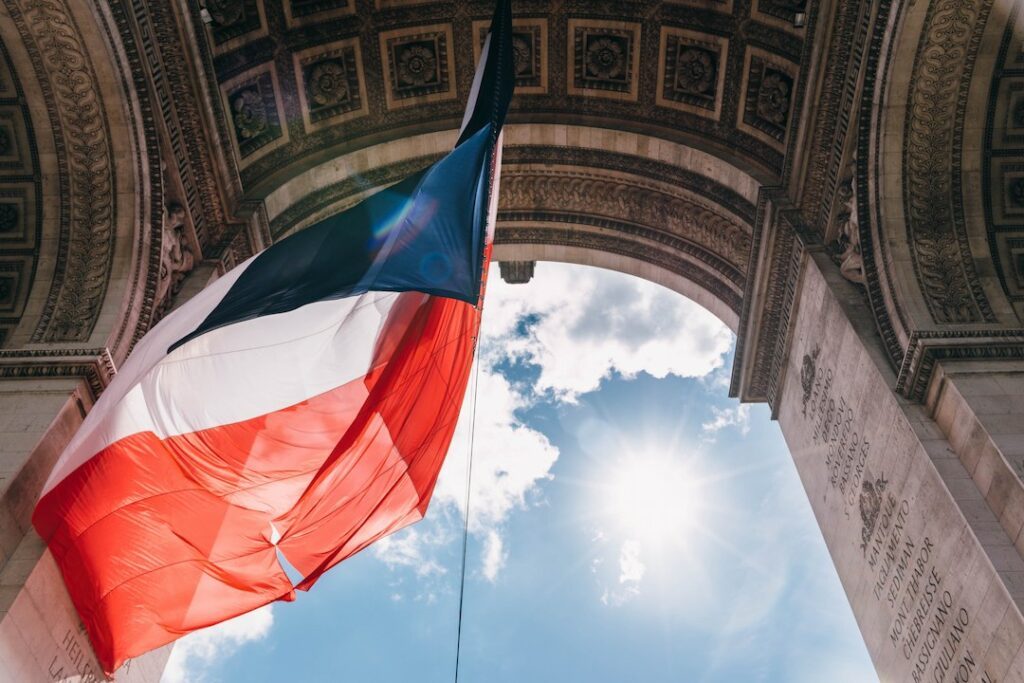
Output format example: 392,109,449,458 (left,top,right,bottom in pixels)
32,0,514,673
